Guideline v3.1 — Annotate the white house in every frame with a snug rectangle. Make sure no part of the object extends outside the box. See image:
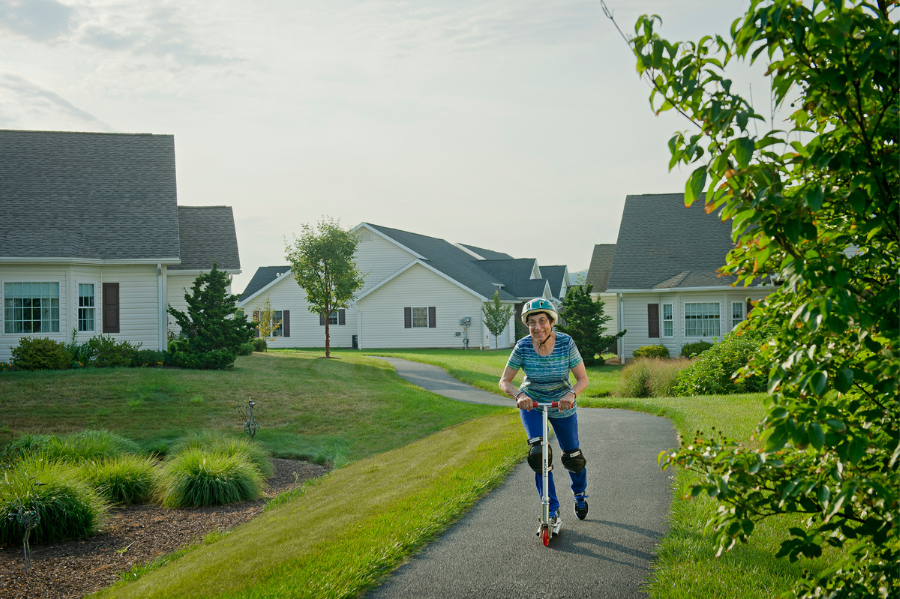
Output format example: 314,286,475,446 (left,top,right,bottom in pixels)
239,223,568,350
584,243,619,336
0,130,242,362
605,193,777,361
